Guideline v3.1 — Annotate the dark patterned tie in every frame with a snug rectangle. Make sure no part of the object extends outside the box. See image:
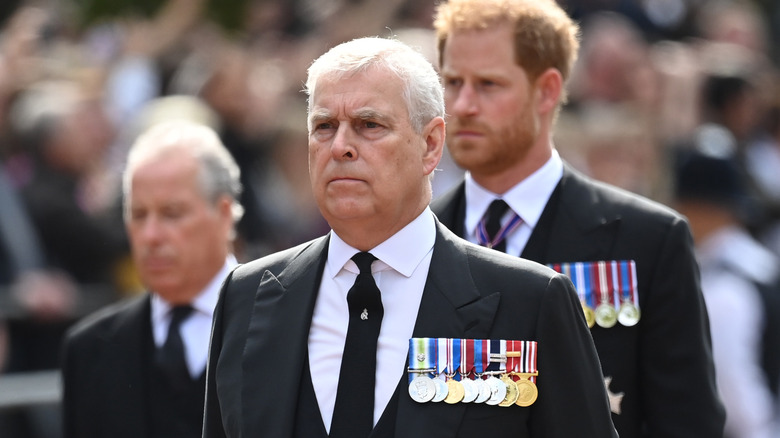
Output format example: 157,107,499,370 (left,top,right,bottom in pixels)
484,199,510,253
156,305,194,389
330,252,384,438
